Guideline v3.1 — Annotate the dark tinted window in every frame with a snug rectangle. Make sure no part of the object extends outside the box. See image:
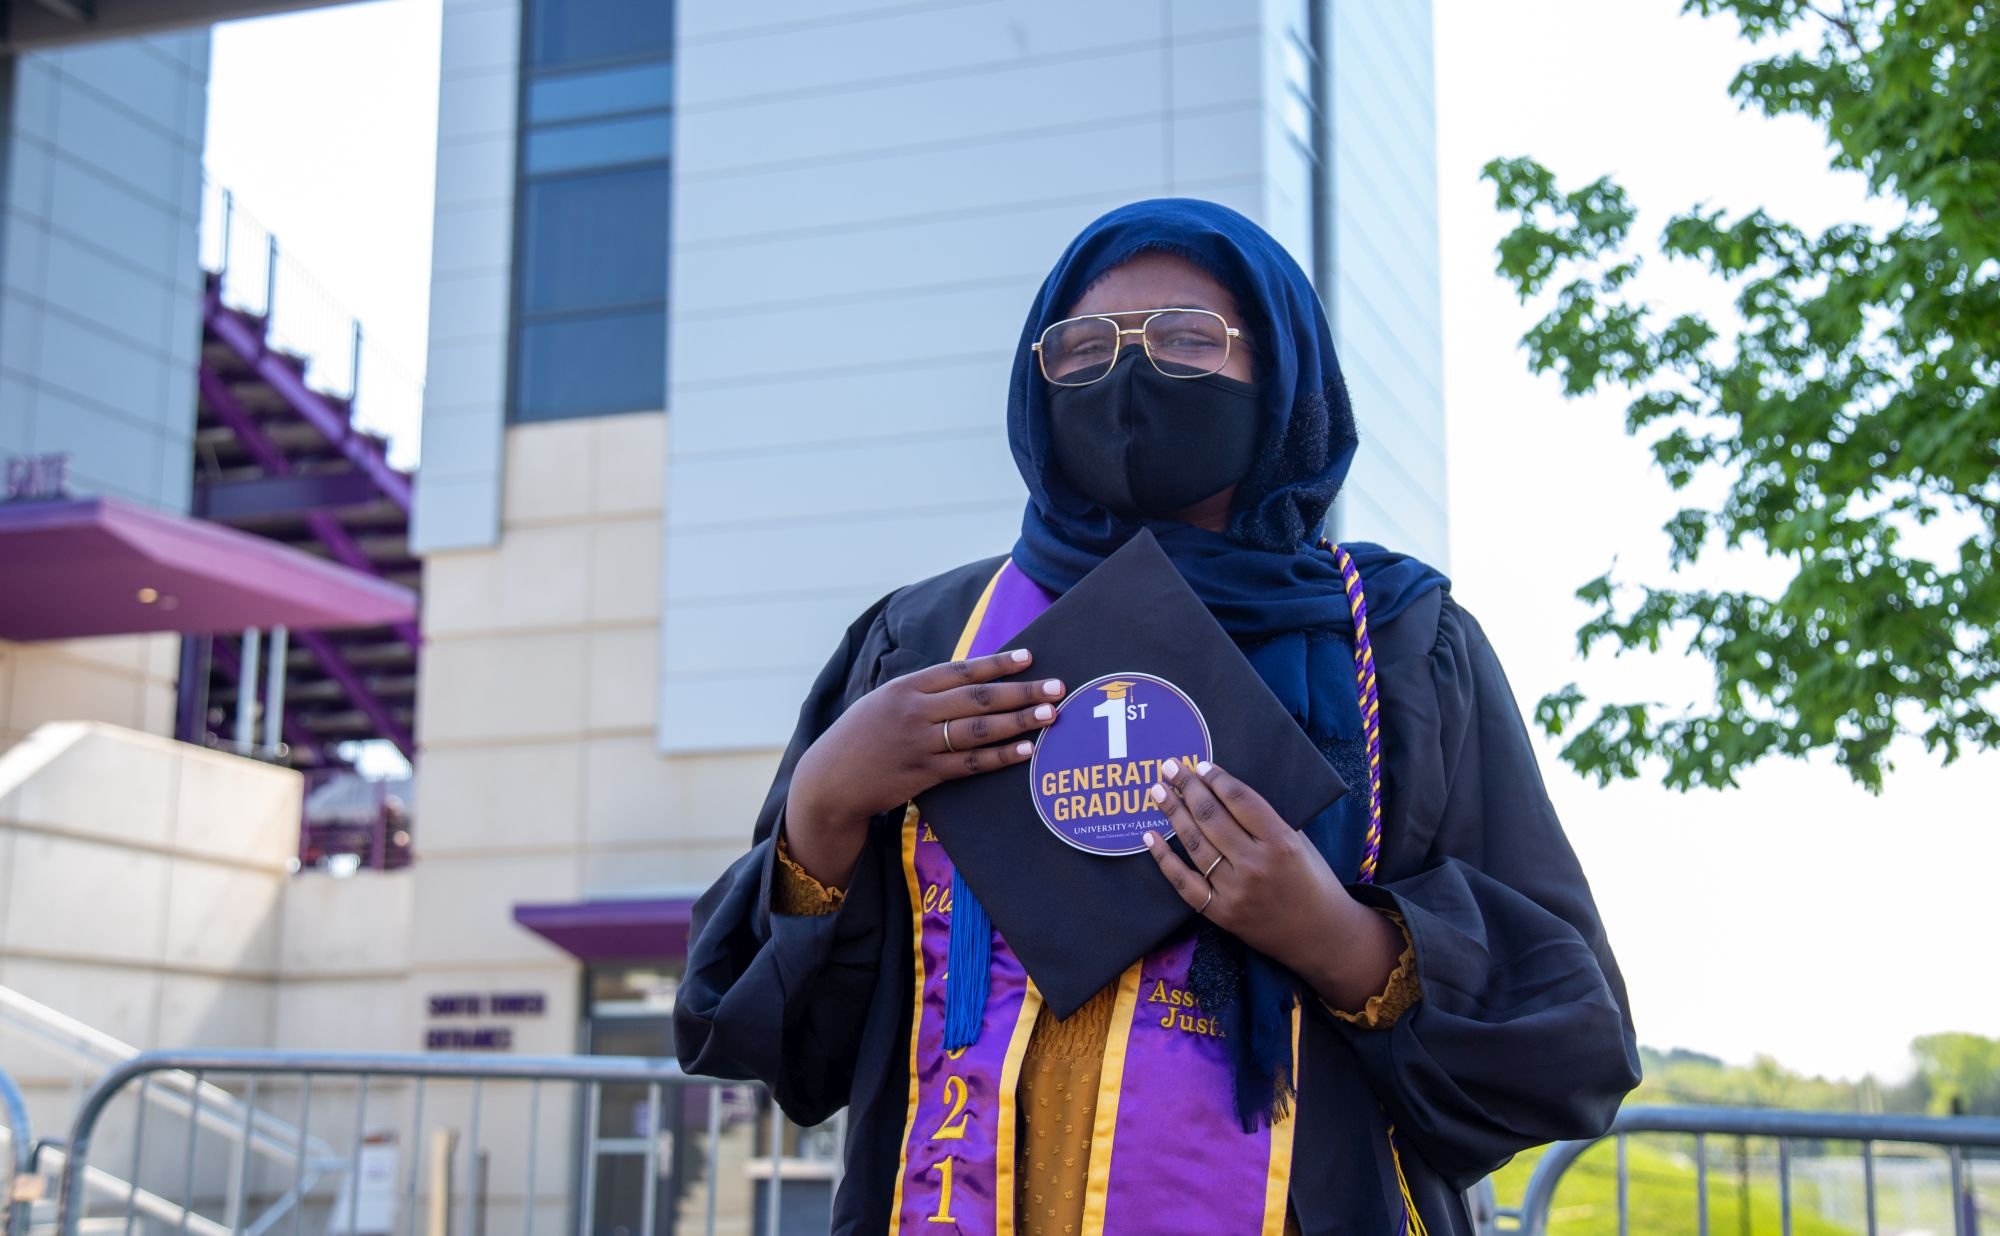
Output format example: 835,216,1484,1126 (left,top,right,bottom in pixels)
524,112,672,176
515,309,667,422
519,168,670,316
530,0,672,69
511,0,674,422
529,62,673,125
